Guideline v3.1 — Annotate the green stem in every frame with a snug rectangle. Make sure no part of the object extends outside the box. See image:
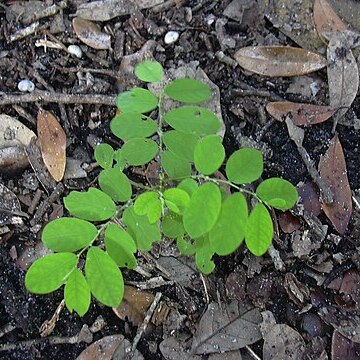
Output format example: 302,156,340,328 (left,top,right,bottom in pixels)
157,93,165,191
129,179,153,191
